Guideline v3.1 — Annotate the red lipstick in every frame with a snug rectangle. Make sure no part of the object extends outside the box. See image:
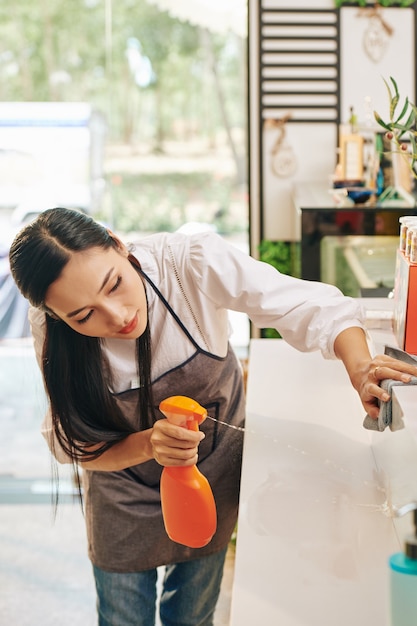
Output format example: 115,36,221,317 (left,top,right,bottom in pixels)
119,314,138,335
